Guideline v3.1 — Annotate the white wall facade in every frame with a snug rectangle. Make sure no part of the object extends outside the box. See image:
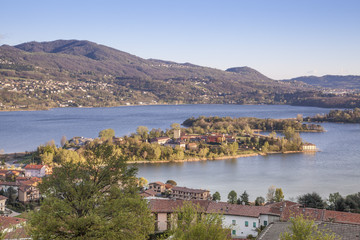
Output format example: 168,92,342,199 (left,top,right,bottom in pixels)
223,215,260,238
25,167,46,177
224,214,280,238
